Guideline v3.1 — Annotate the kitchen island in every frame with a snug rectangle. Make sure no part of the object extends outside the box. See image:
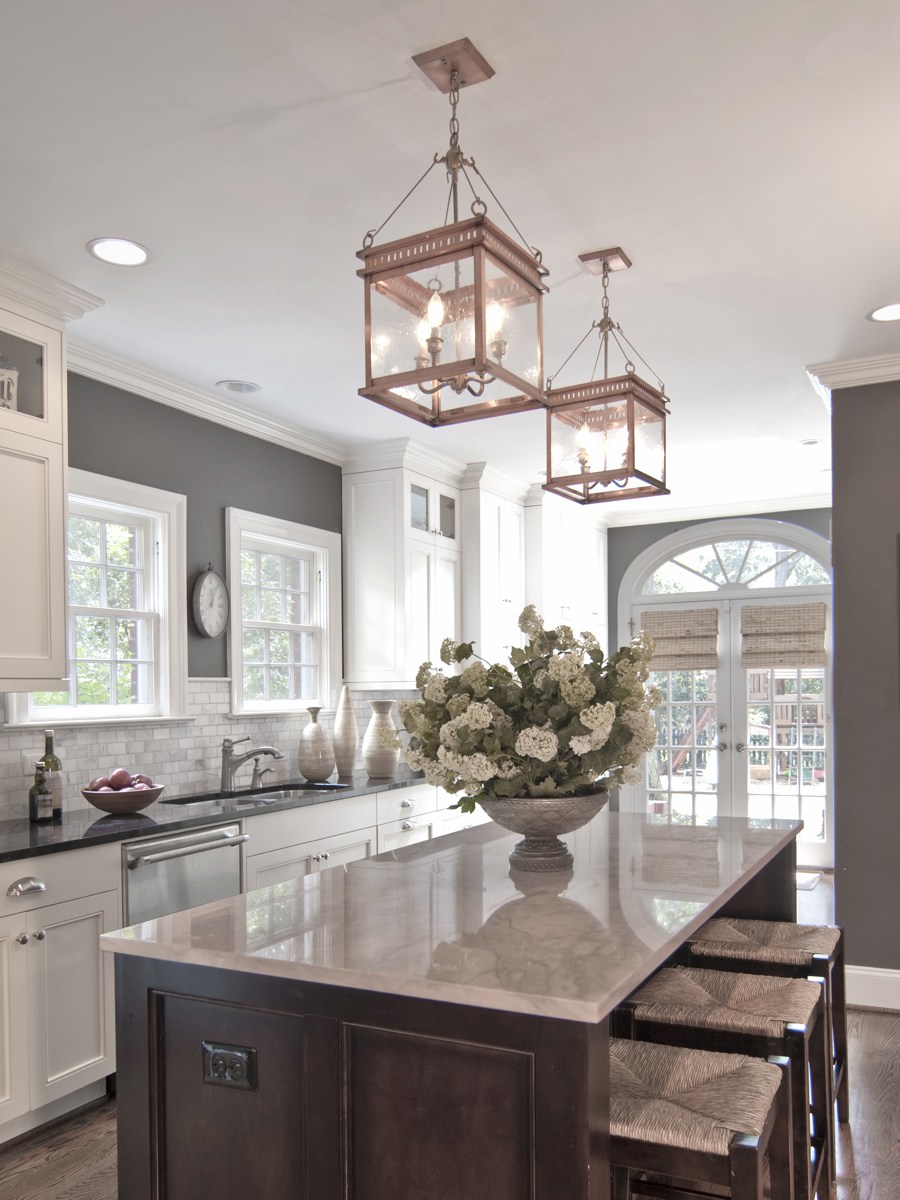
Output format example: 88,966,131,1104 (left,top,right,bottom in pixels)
101,812,800,1200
